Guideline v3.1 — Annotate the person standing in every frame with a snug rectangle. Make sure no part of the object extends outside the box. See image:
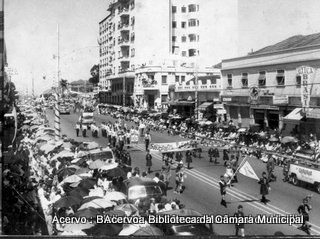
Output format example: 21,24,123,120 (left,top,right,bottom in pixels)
266,155,276,182
213,146,220,164
145,131,151,151
161,159,171,190
208,147,214,163
185,150,192,169
146,150,152,174
223,149,229,167
258,172,270,204
118,132,125,151
75,122,80,137
234,205,245,237
174,162,185,194
297,196,312,235
82,124,87,137
219,175,227,208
